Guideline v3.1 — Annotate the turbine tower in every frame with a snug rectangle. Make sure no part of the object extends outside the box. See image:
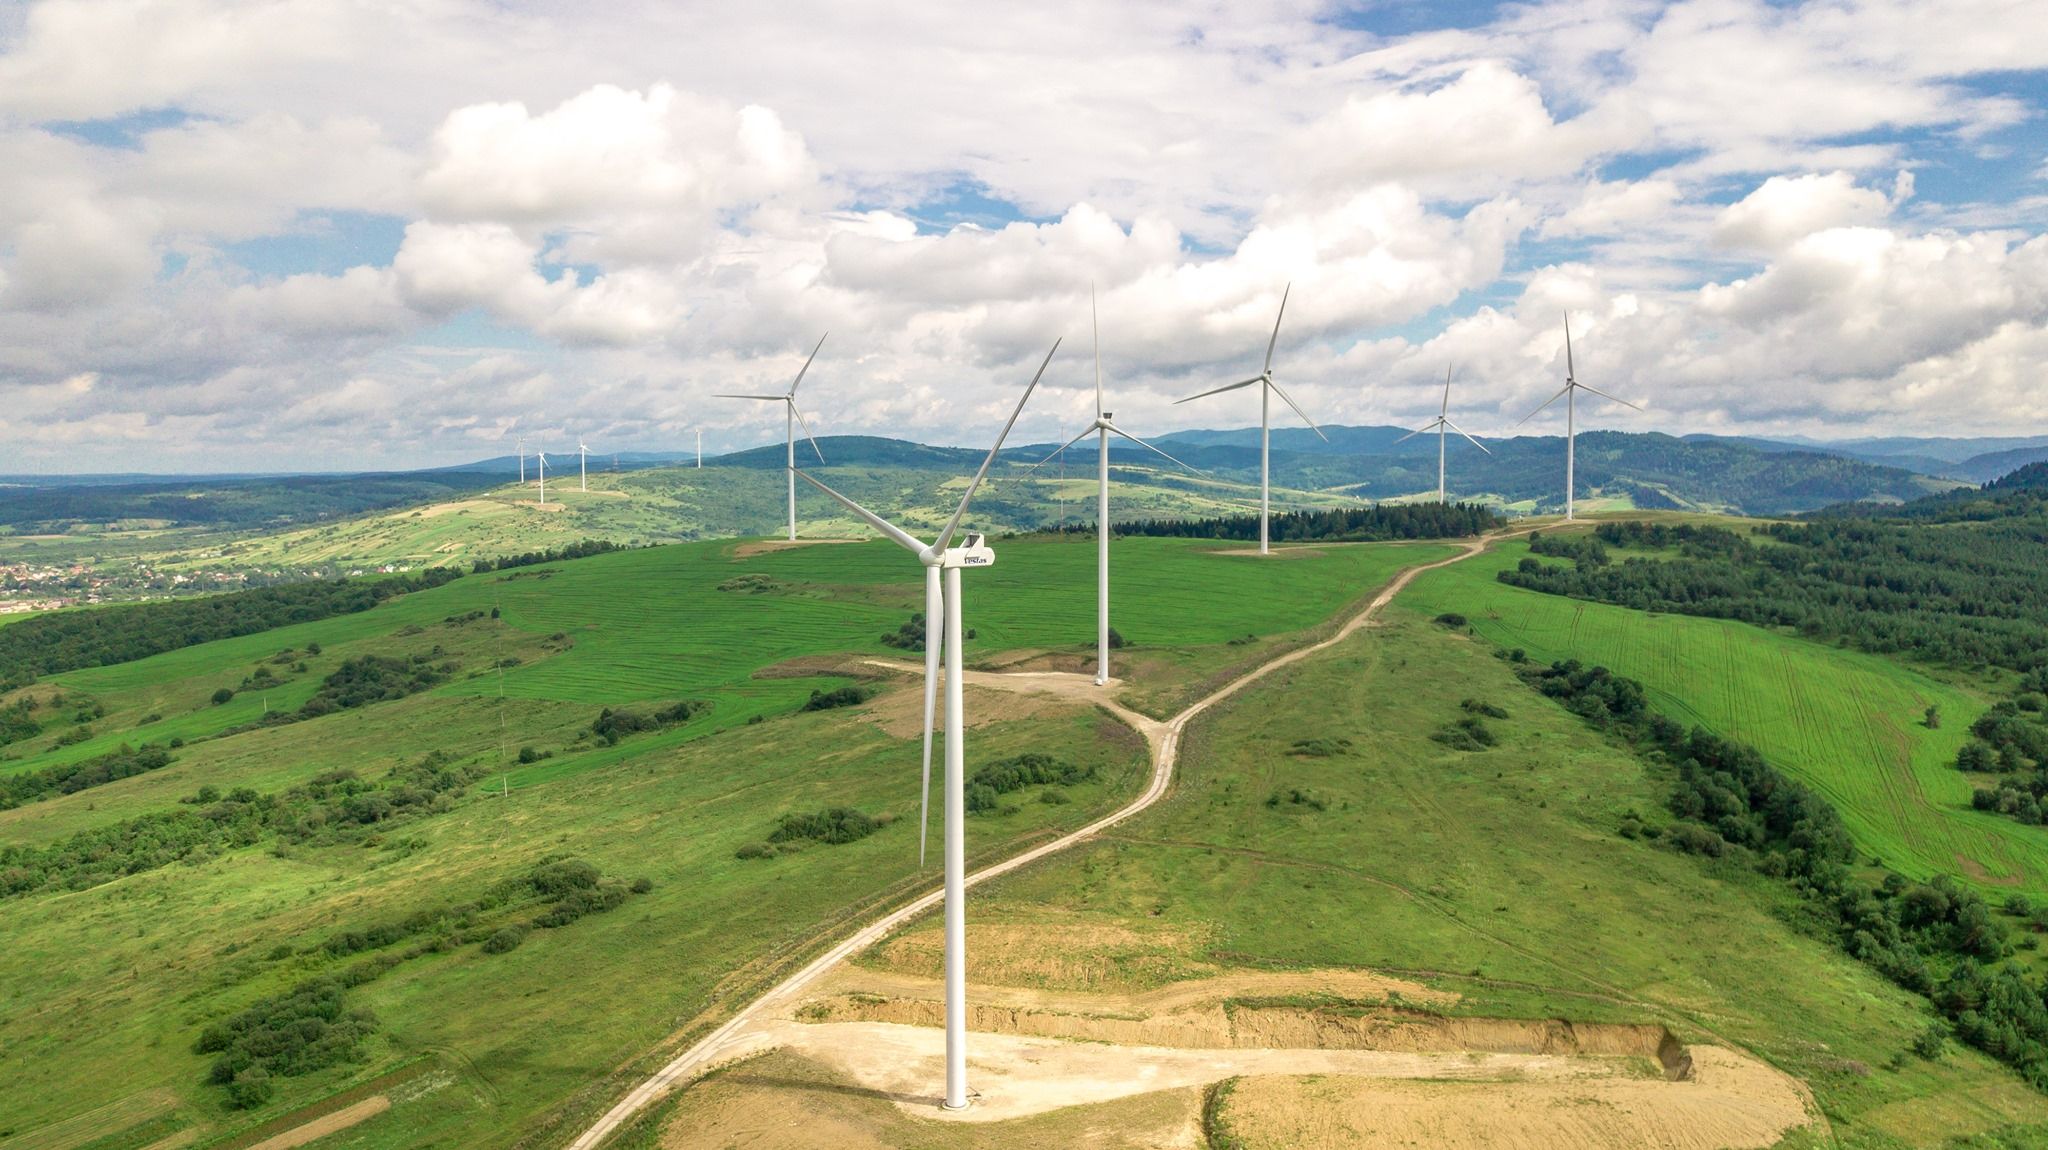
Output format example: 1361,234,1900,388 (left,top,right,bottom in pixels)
517,434,525,484
578,440,589,493
1395,366,1490,502
535,450,547,506
794,339,1059,1112
717,333,827,541
1036,287,1198,685
1174,284,1327,554
695,428,703,469
1517,314,1641,521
